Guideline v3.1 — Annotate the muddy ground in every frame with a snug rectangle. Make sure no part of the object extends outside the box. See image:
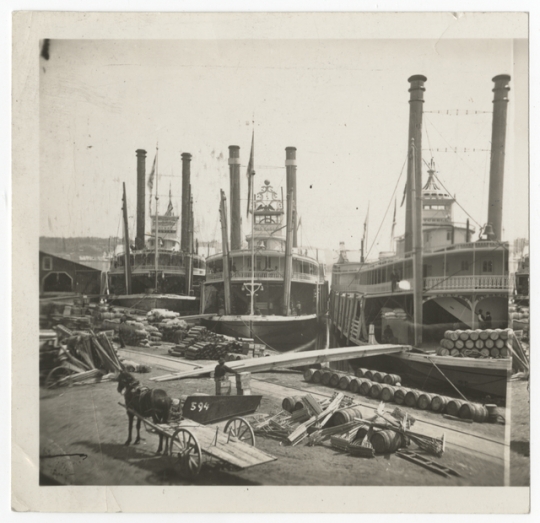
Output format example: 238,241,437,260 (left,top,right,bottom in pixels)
39,352,529,487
